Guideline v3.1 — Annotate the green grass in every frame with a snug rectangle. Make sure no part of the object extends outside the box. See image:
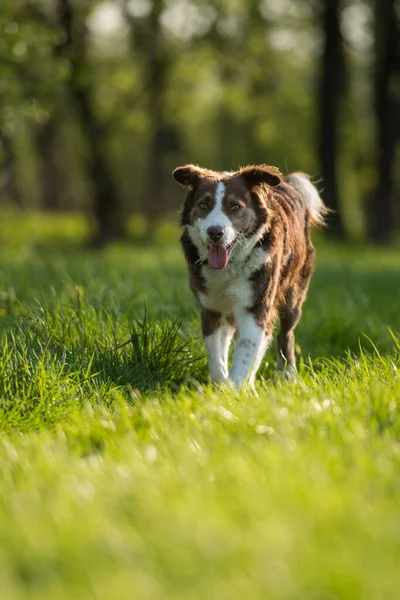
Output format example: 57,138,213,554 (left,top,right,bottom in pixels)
0,215,400,599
